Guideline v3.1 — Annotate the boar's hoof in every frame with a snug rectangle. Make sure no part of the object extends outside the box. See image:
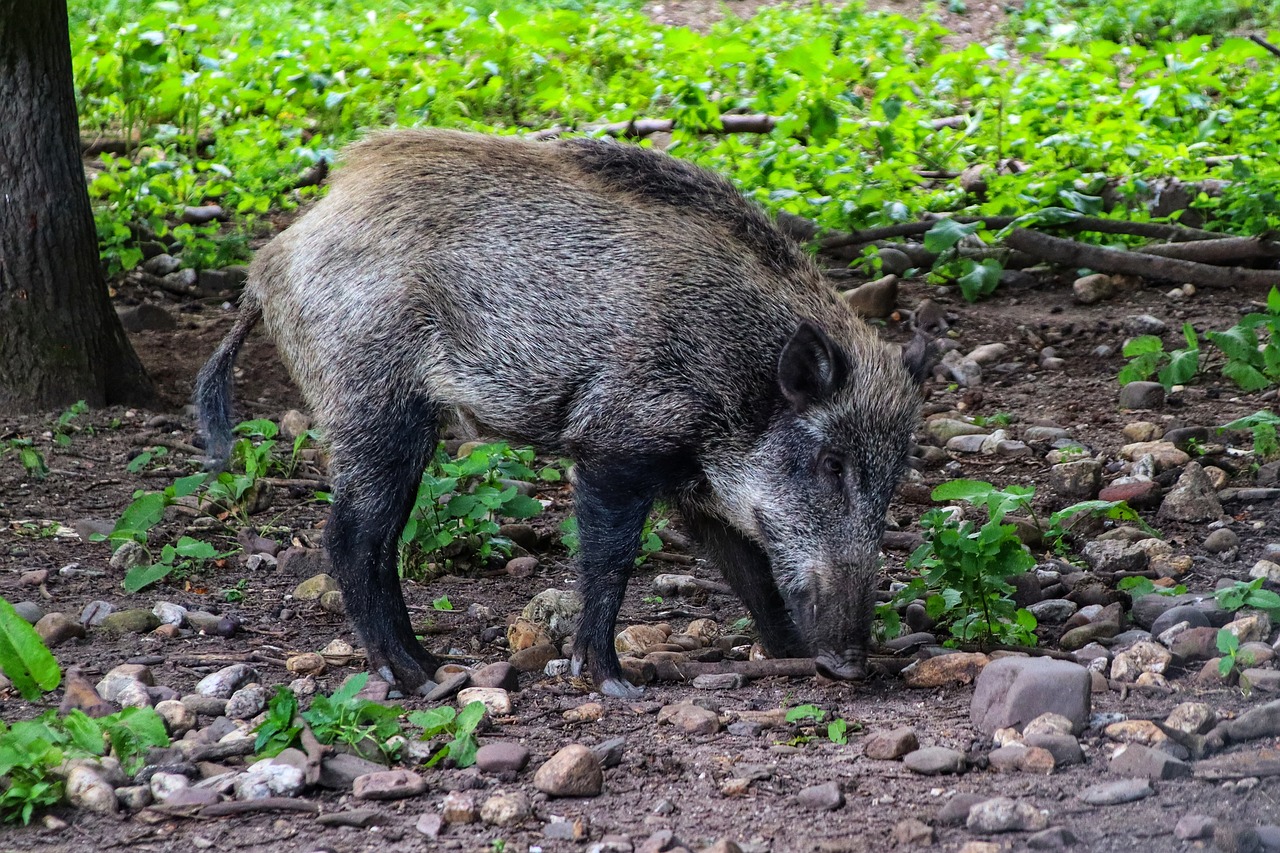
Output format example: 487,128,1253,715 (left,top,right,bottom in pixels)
598,677,644,700
815,652,868,682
